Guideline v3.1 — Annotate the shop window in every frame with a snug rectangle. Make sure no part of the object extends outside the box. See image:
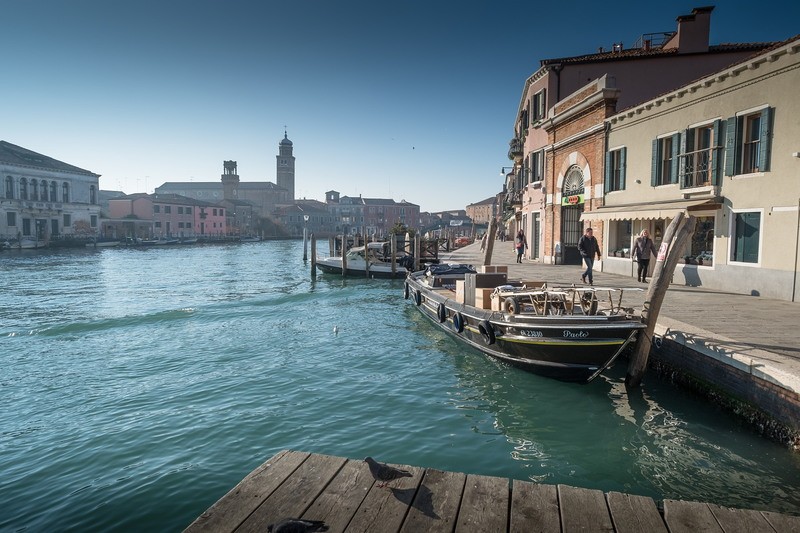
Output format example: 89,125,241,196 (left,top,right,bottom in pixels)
681,215,715,265
732,211,760,264
608,220,632,258
604,147,626,192
725,107,772,176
